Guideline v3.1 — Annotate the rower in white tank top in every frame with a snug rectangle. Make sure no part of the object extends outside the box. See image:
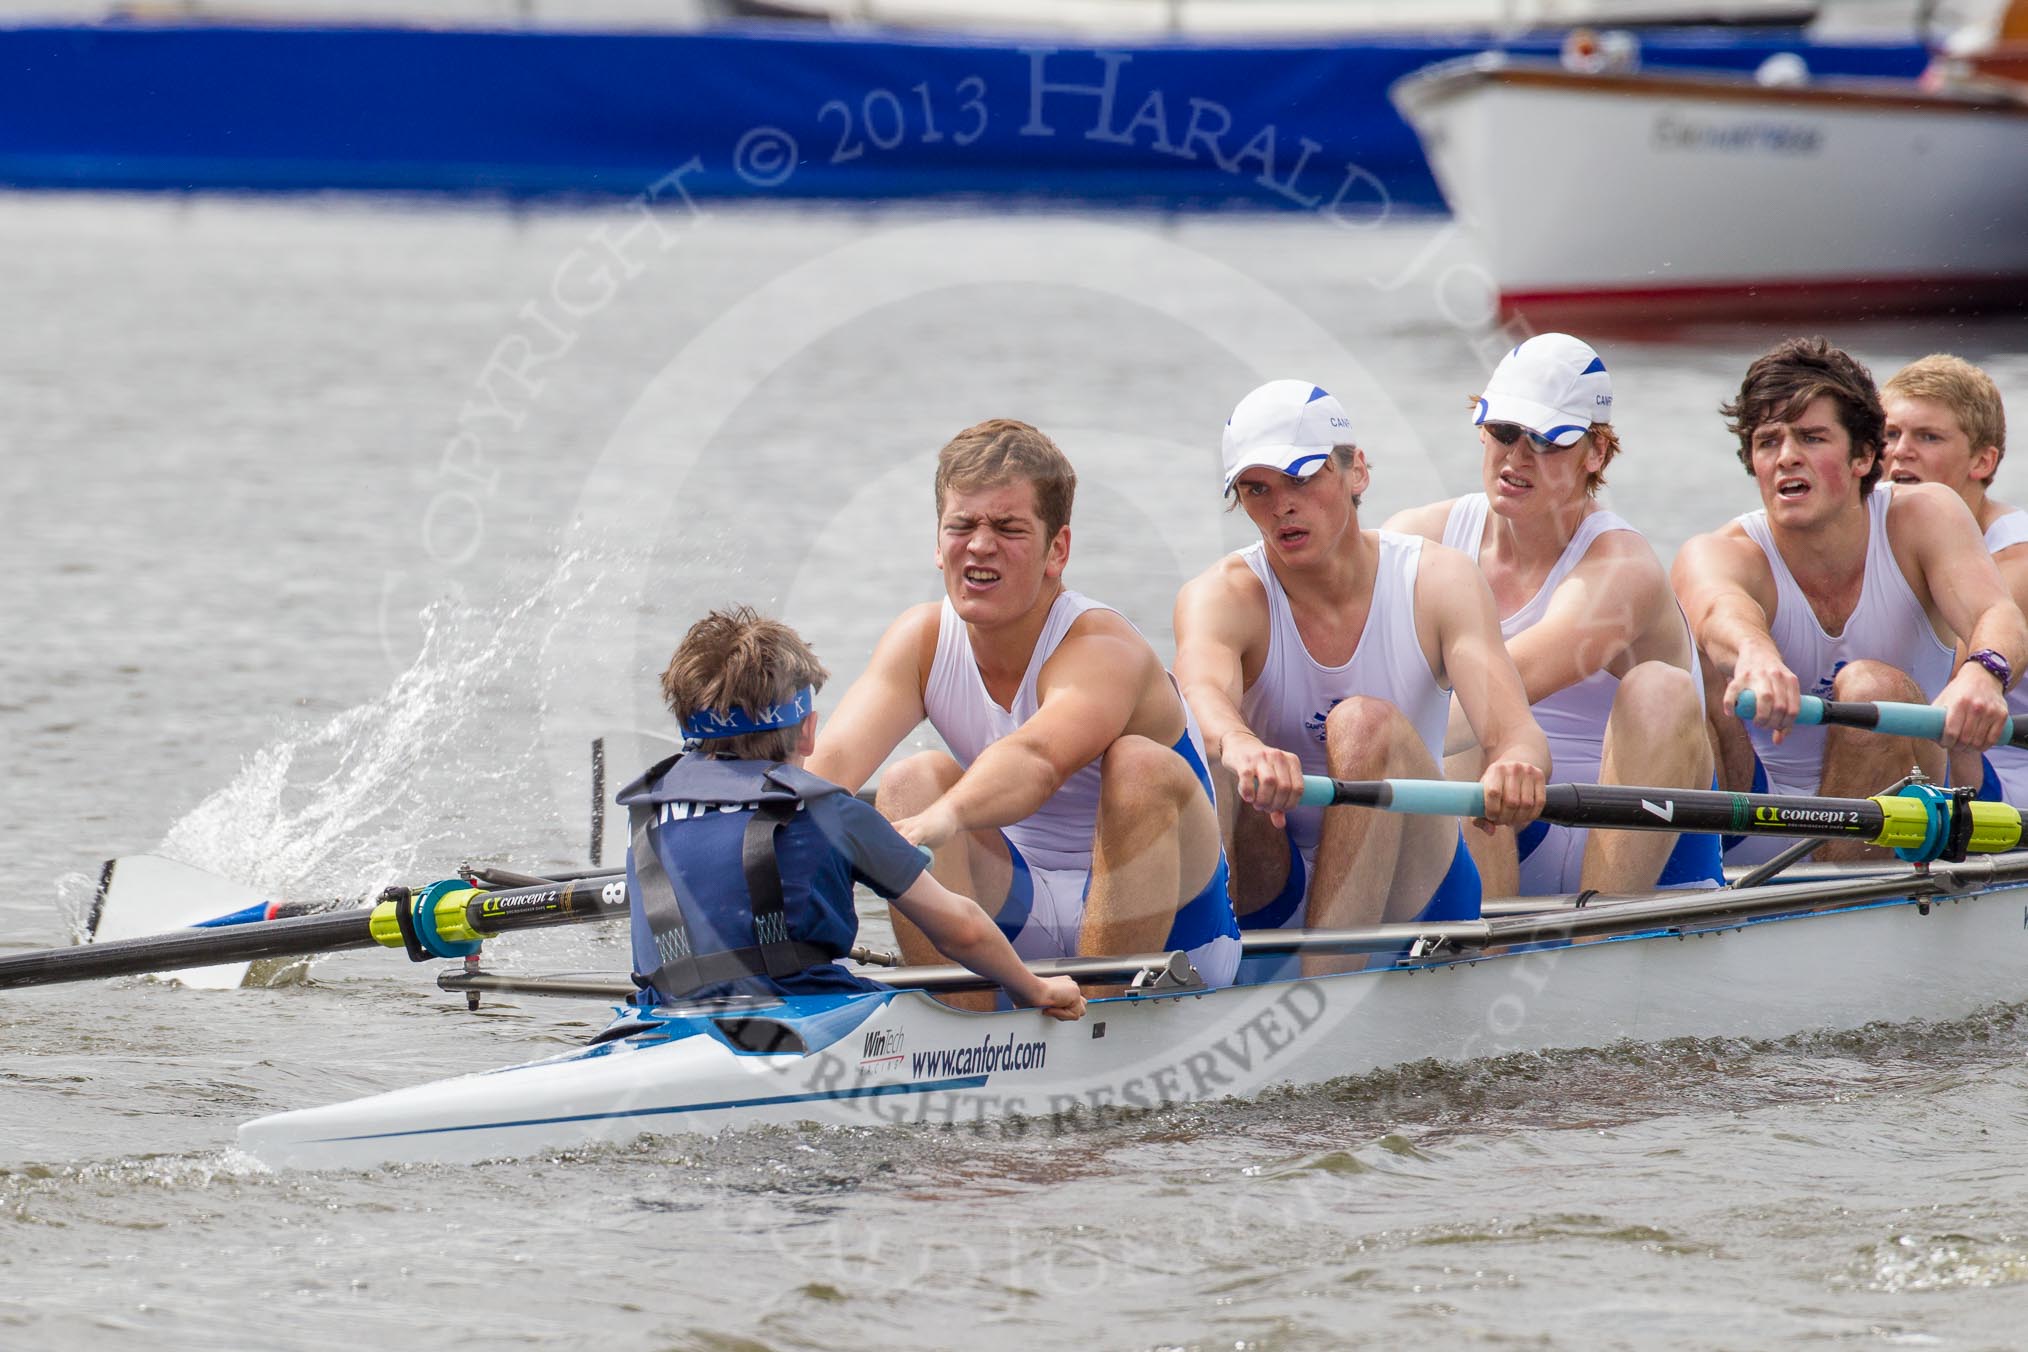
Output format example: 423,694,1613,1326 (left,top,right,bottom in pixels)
922,588,1240,981
1441,493,1624,785
1441,494,1637,892
1982,509,2028,802
1237,531,1450,862
923,588,1109,874
1735,484,1957,806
